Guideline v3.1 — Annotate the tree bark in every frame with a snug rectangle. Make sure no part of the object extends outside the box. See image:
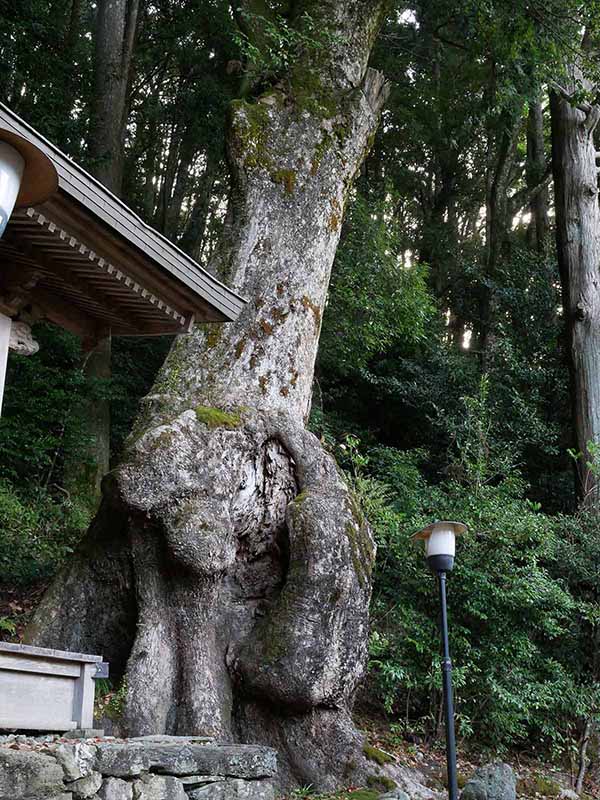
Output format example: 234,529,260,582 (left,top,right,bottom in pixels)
64,334,112,512
526,98,550,252
89,0,141,193
477,109,522,359
28,1,389,790
164,131,198,240
550,59,600,508
179,153,220,261
70,0,141,509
